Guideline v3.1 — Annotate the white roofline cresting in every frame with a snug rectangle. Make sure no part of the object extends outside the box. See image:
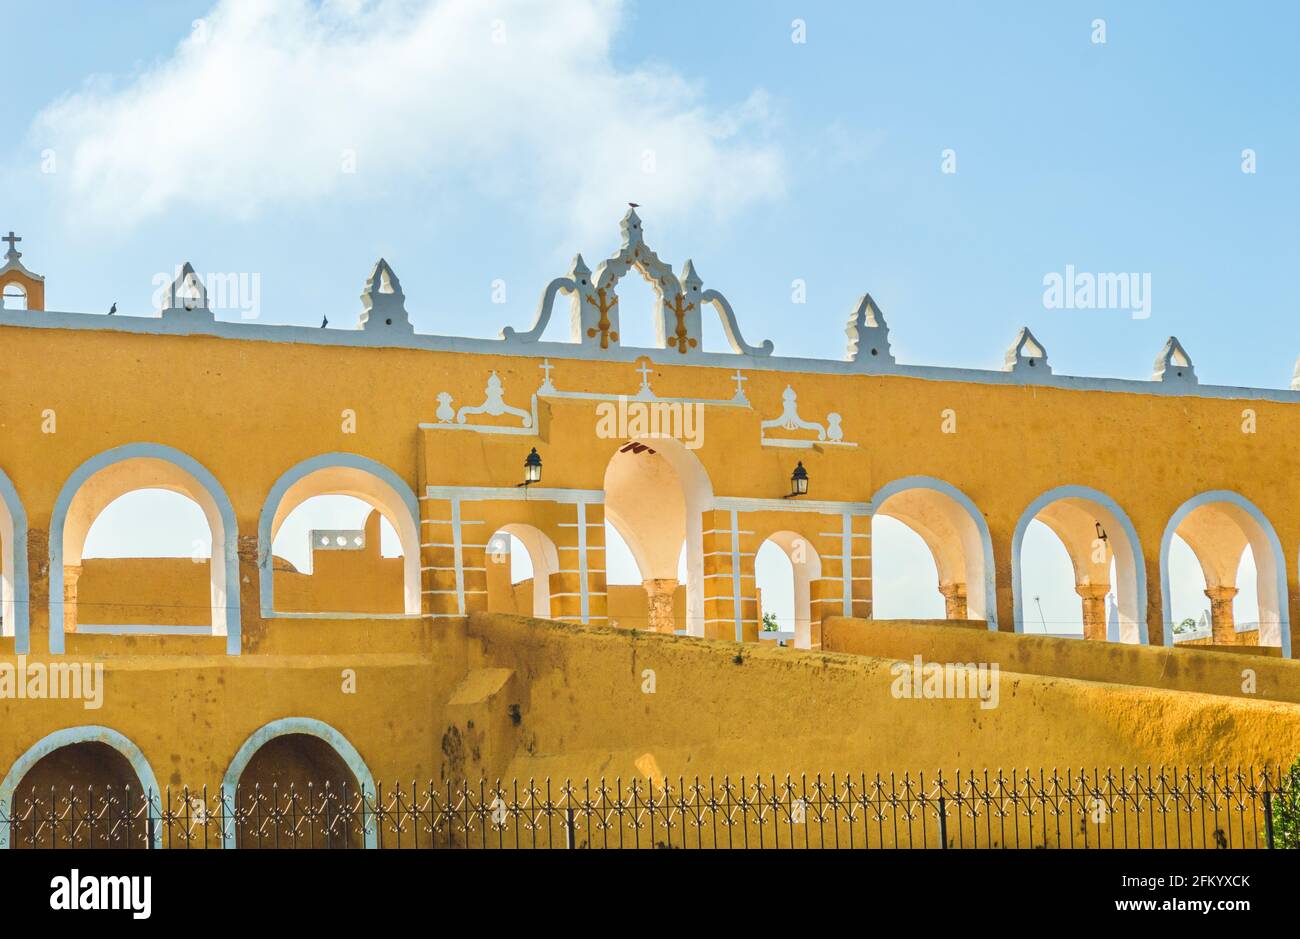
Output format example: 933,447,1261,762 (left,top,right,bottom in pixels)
3,207,1298,404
